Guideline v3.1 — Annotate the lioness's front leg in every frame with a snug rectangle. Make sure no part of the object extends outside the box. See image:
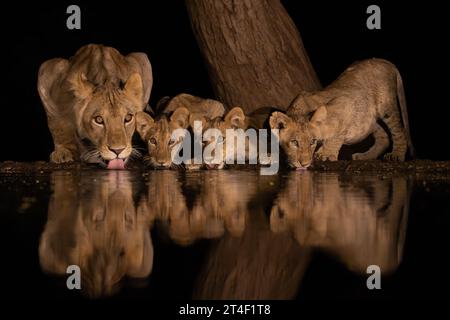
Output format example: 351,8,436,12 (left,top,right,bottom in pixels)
47,117,78,163
314,138,343,161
